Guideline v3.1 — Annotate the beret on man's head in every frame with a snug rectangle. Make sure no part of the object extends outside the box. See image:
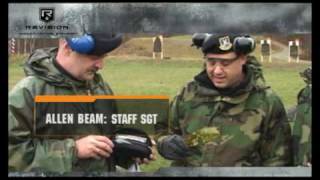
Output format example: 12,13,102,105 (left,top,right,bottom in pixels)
192,33,256,55
201,34,239,55
66,32,123,56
